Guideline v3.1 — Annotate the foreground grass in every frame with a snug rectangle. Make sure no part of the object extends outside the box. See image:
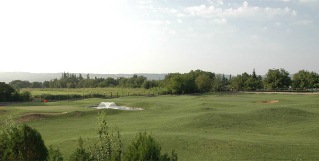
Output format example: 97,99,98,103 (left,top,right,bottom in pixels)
1,93,319,160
